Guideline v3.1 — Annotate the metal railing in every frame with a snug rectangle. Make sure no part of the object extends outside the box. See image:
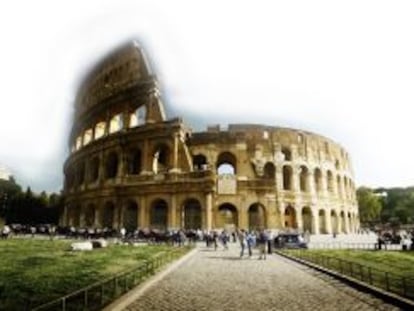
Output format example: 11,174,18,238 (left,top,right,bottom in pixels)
281,249,414,300
308,242,403,250
31,247,190,311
